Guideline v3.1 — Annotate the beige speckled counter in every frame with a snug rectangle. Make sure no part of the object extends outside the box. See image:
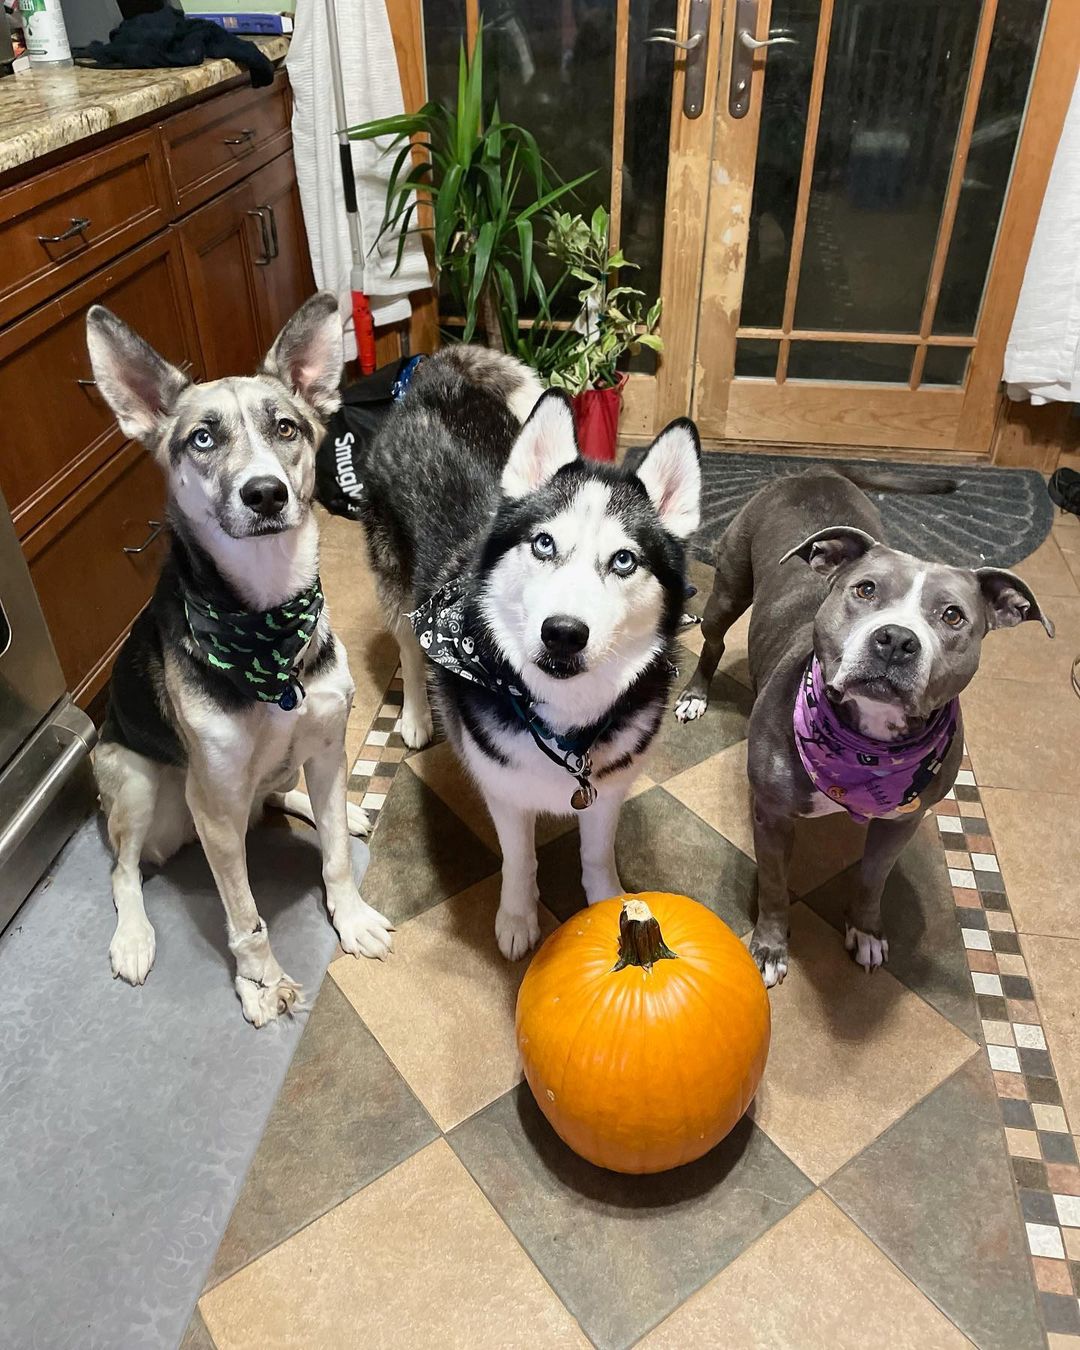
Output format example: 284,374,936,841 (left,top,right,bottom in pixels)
0,36,288,175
